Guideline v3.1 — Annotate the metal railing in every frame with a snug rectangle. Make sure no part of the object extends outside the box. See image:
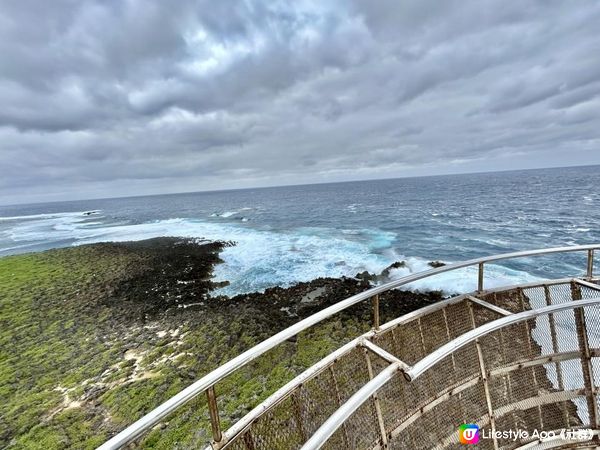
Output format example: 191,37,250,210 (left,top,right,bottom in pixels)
98,244,598,450
301,297,600,449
